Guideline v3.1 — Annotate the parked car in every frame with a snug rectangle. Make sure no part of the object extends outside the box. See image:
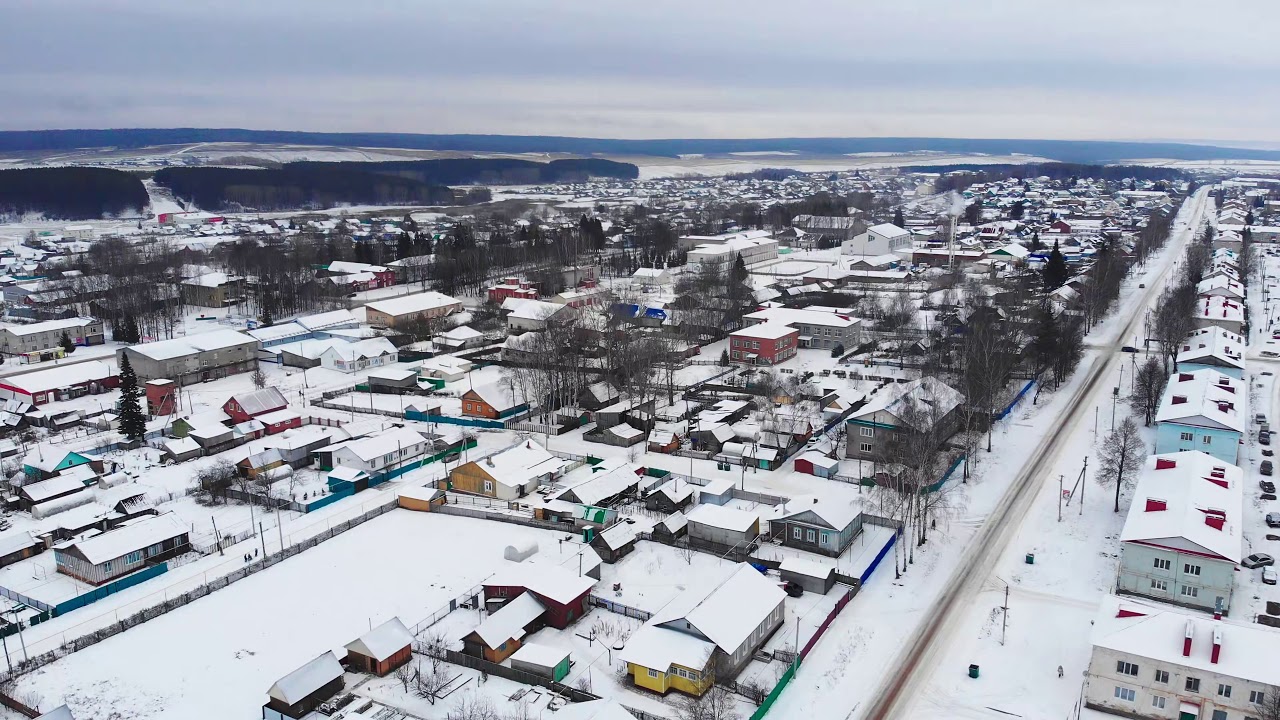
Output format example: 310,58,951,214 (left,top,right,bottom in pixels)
1258,413,1269,424
1243,553,1275,569
1264,461,1274,476
1268,513,1280,528
1265,567,1278,586
1264,494,1278,501
1263,481,1277,494
1264,448,1274,457
782,581,804,598
1263,433,1272,446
